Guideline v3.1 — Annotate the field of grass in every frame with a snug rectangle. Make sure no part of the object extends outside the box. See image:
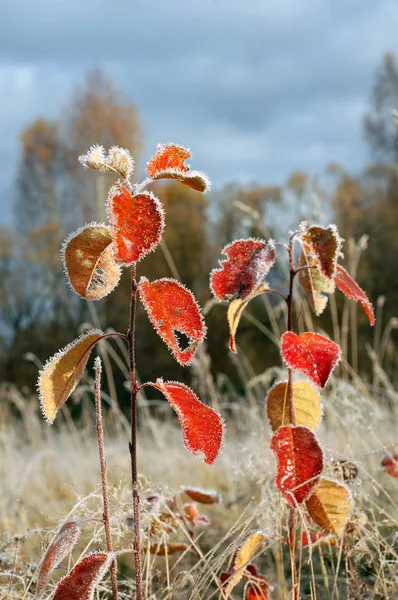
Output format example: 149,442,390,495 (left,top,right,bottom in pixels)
1,339,398,600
